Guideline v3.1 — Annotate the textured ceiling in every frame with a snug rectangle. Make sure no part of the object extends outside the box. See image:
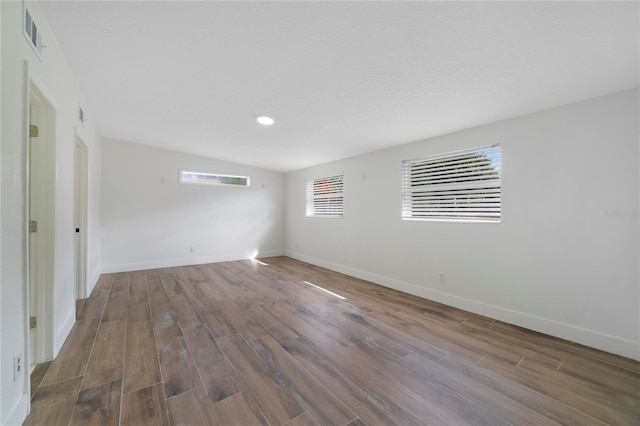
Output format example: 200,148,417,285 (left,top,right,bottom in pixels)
39,1,639,172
